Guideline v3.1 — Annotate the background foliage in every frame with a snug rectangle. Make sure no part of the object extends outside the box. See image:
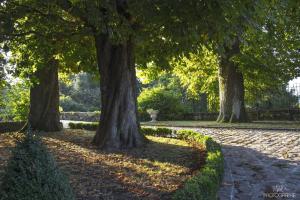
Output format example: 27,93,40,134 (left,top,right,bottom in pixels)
0,80,30,121
59,72,101,112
